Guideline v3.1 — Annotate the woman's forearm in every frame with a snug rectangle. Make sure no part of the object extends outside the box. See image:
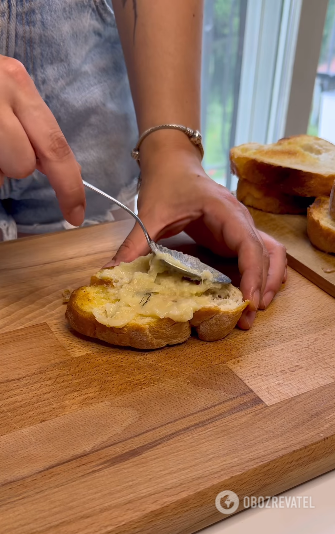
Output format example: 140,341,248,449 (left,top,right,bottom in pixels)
112,0,203,139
